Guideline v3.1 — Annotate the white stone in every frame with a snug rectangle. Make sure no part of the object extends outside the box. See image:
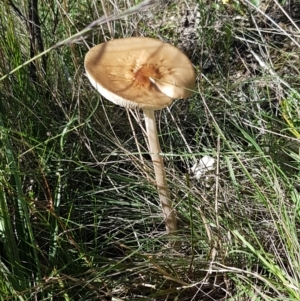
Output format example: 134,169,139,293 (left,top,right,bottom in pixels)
191,155,216,180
